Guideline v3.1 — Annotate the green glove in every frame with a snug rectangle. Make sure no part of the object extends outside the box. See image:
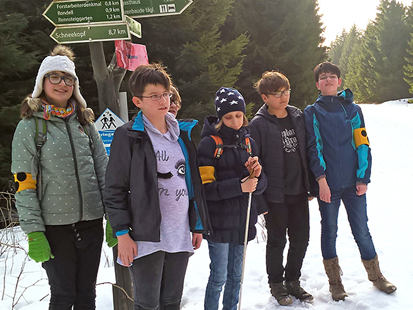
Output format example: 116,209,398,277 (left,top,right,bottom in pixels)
105,219,118,248
27,232,54,263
